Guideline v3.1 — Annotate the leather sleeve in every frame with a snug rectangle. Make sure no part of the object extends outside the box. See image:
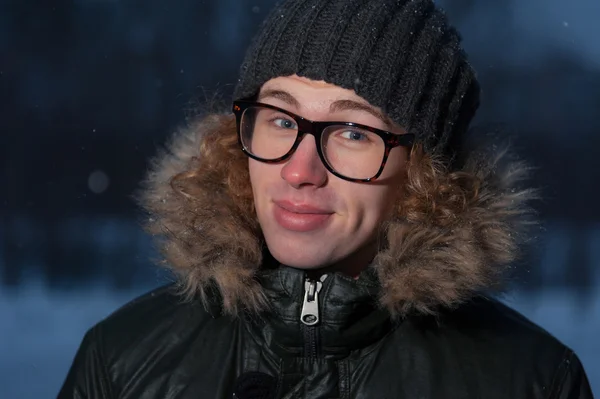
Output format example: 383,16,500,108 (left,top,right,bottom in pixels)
57,326,115,399
552,350,595,399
